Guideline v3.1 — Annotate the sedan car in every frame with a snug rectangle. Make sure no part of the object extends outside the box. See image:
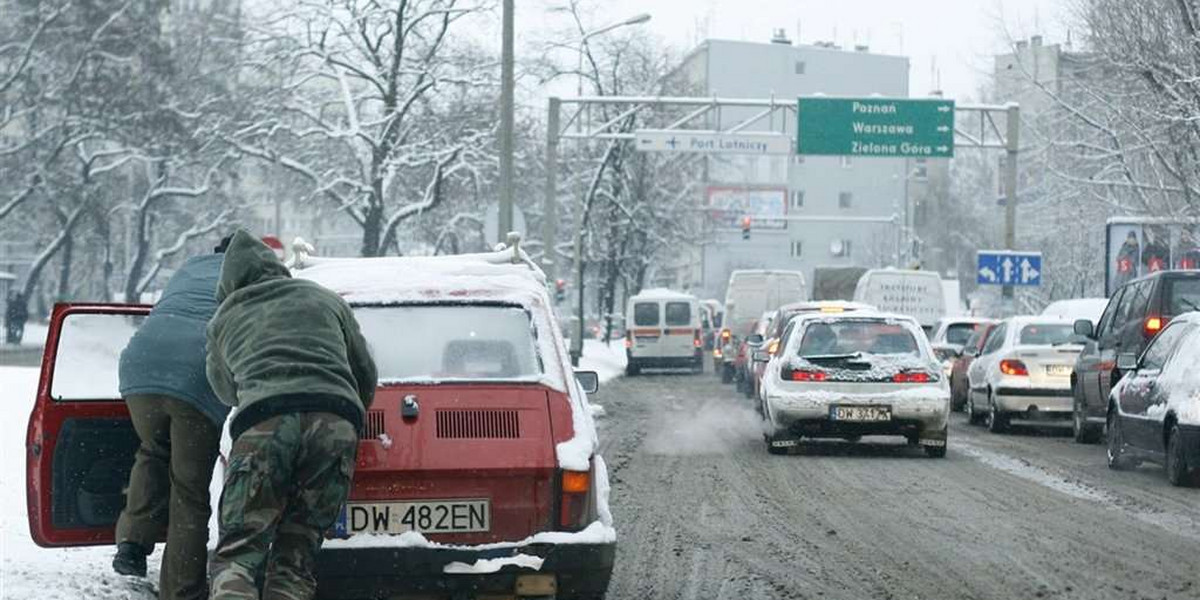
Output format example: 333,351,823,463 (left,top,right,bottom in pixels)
25,241,615,599
966,316,1083,433
1108,312,1200,486
758,311,950,457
